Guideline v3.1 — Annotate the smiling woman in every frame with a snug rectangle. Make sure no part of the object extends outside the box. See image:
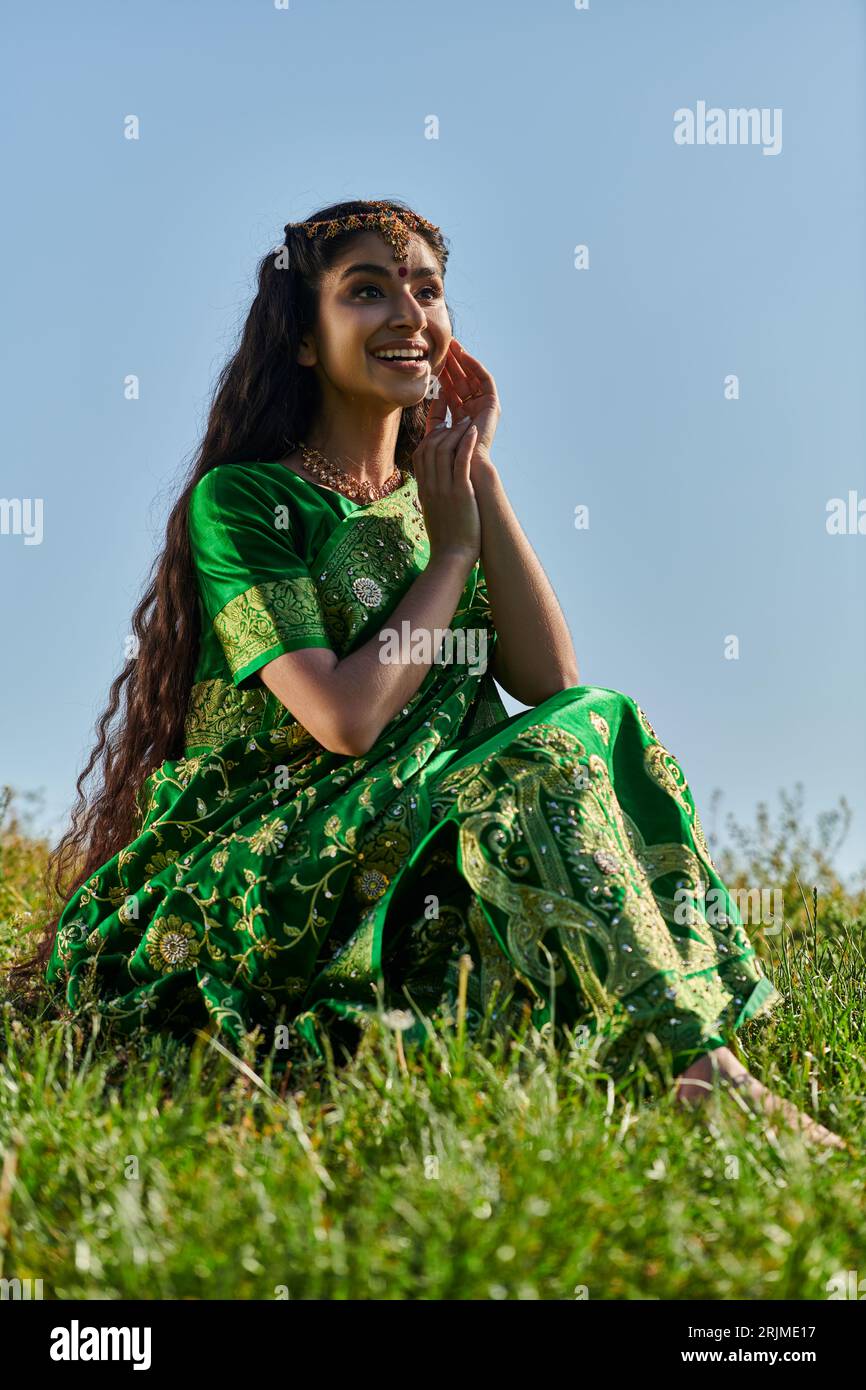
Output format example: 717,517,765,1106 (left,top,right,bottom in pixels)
13,196,843,1149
